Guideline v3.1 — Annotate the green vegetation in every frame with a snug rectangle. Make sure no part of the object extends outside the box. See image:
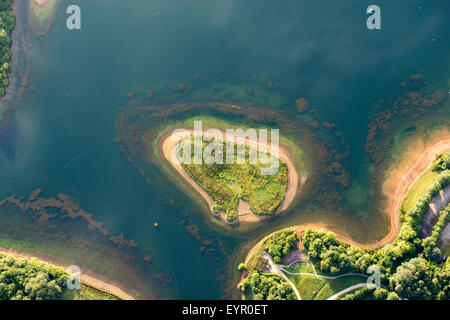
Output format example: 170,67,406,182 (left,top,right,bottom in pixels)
432,153,450,172
284,273,366,300
28,0,60,33
402,152,449,213
179,136,288,222
401,169,440,213
0,252,68,300
263,231,297,264
238,231,298,300
62,284,119,300
0,0,14,96
339,287,401,300
239,272,295,300
300,168,450,300
239,153,450,300
0,252,120,300
283,261,315,274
